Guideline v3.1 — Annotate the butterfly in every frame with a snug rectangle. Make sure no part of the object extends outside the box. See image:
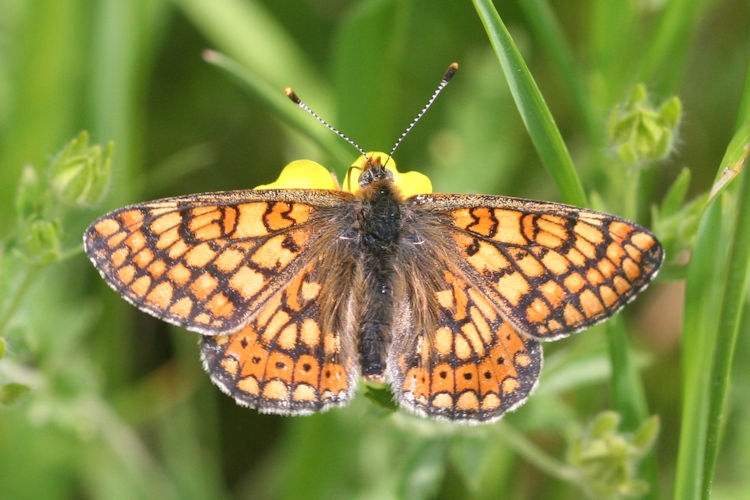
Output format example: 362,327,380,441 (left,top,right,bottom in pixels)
83,63,663,423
